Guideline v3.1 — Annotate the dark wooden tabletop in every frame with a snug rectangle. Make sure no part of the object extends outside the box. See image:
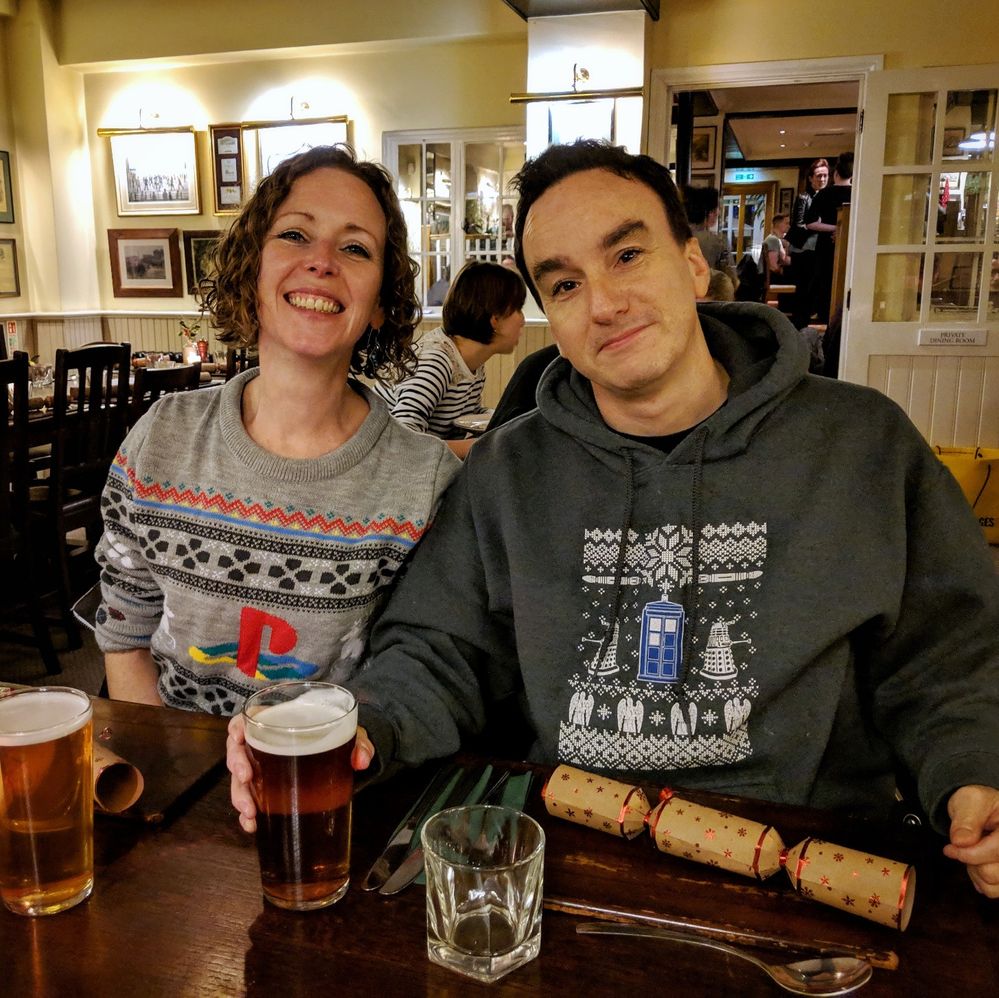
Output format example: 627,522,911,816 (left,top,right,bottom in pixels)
1,702,996,996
